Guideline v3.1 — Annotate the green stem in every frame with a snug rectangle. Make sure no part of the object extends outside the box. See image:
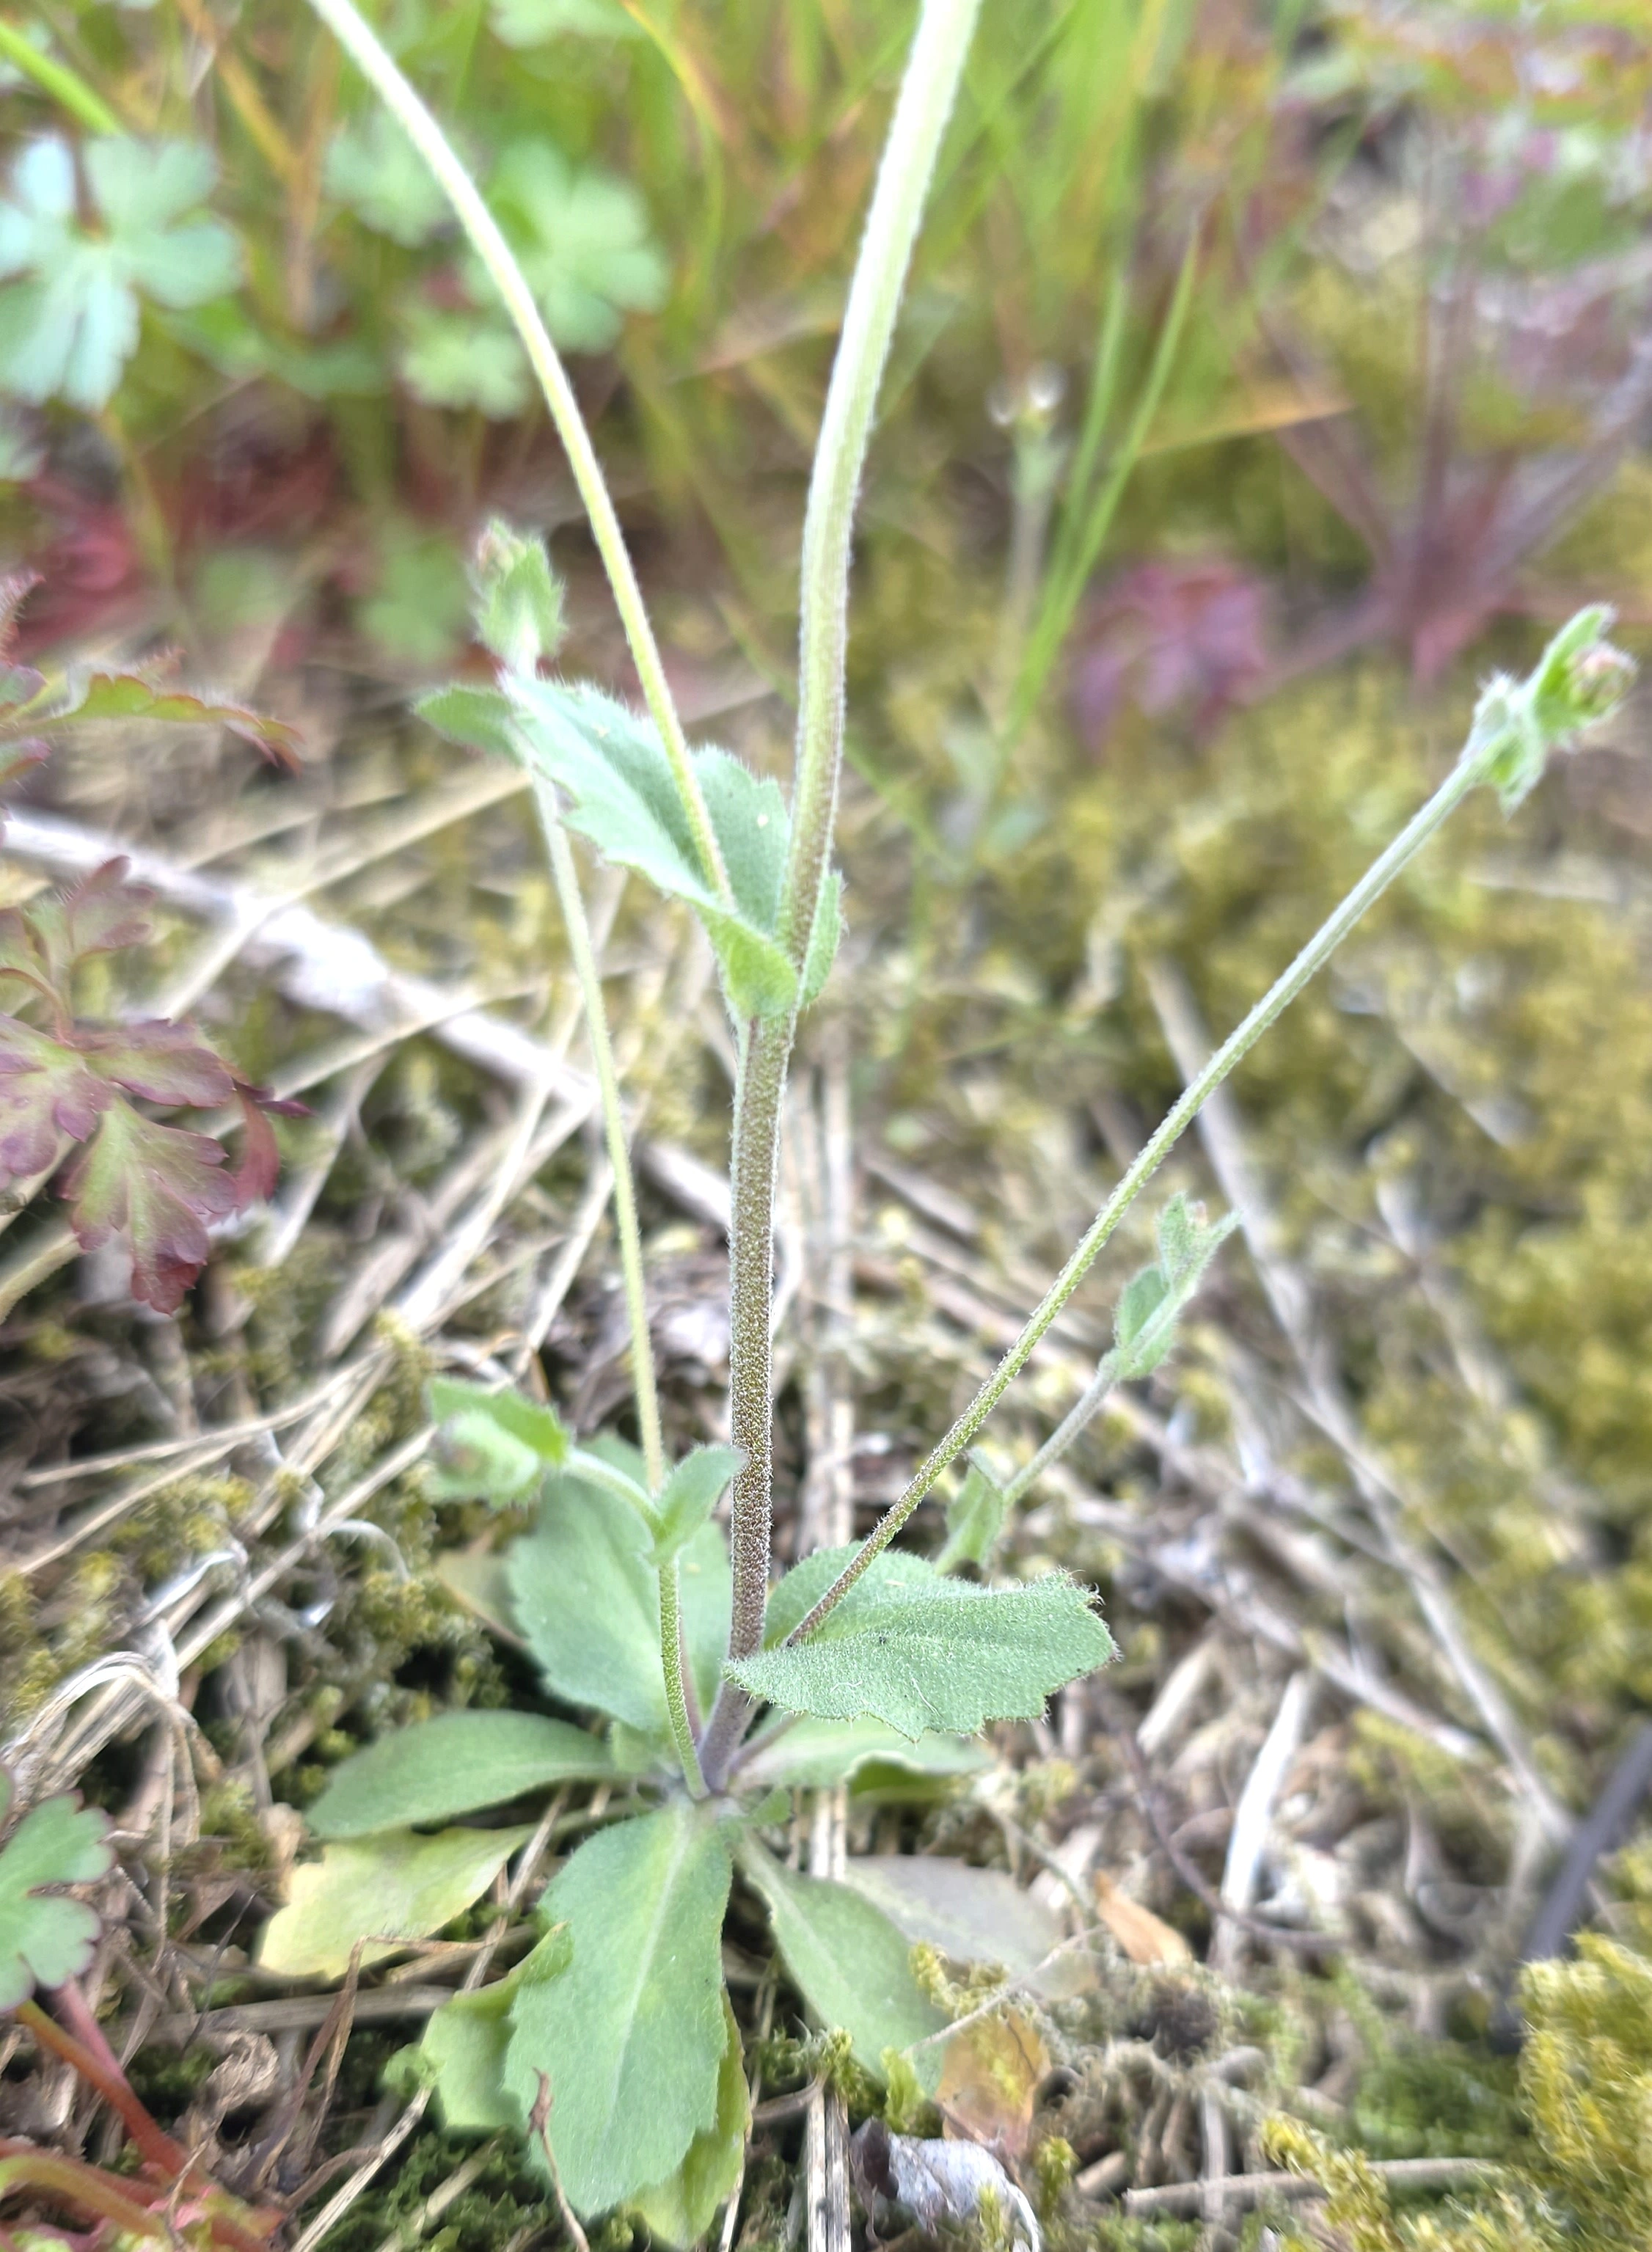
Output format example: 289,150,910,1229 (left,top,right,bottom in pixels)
778,0,984,966
701,0,983,1798
1002,1350,1121,1507
0,21,120,132
301,0,731,908
533,781,703,1797
787,739,1496,1642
